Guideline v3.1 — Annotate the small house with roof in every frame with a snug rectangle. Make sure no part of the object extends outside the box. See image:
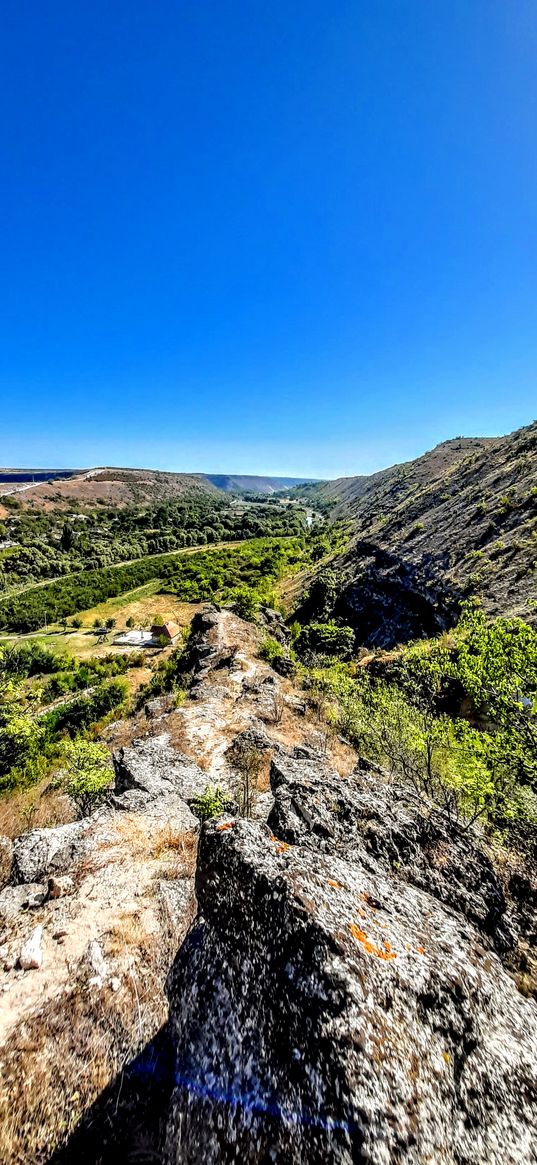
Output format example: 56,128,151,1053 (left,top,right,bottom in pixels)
151,621,181,644
113,621,181,649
